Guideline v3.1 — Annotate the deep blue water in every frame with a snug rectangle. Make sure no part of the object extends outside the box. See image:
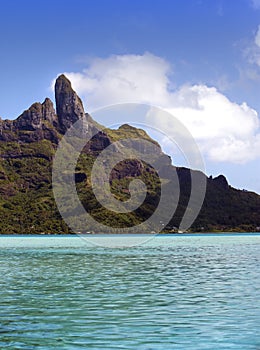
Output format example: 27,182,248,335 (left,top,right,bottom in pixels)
0,234,260,349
